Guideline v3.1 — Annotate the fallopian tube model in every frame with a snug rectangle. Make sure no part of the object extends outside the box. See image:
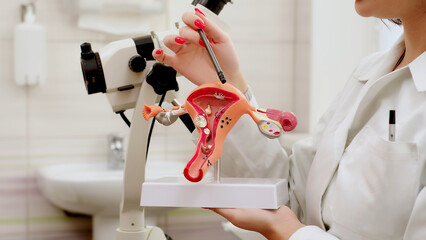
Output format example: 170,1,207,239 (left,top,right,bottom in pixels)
143,82,297,182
